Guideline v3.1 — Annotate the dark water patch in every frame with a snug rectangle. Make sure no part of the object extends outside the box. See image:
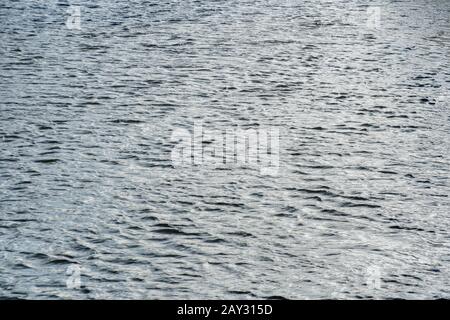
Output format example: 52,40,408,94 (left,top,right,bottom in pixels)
109,119,145,124
33,159,60,164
